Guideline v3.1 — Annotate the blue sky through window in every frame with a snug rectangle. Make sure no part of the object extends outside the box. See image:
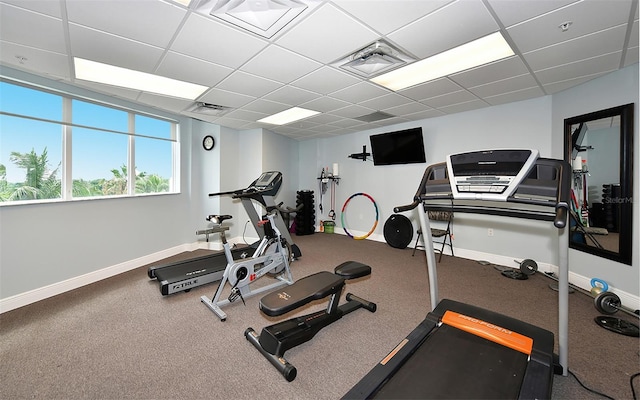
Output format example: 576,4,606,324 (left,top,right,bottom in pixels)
1,81,173,183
